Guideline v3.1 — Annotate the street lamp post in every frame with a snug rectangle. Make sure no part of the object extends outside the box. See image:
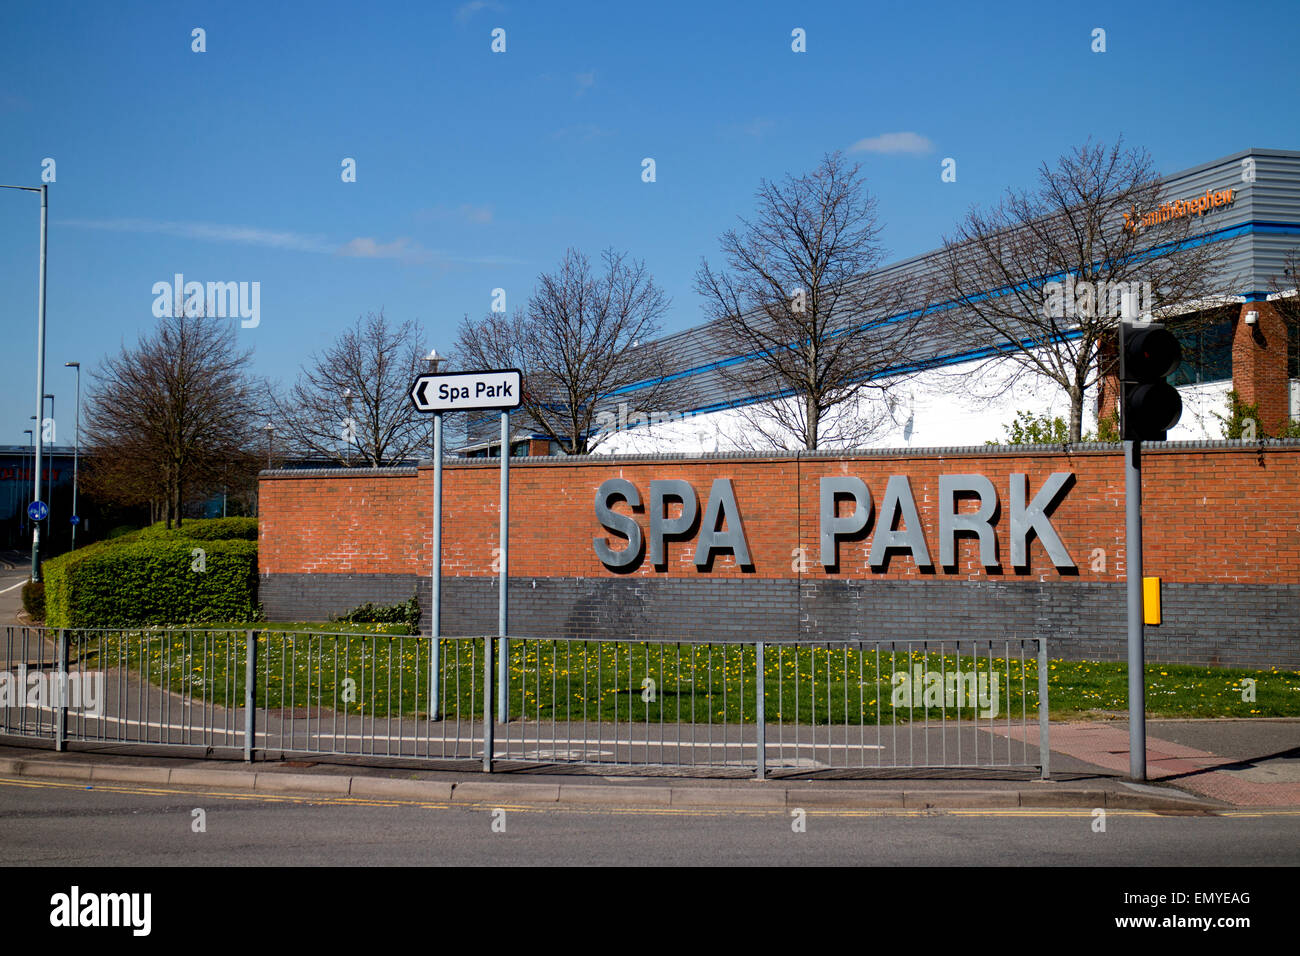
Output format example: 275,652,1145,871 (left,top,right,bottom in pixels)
22,429,32,538
262,422,274,469
65,363,80,549
1,182,49,582
43,393,53,545
28,416,37,532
